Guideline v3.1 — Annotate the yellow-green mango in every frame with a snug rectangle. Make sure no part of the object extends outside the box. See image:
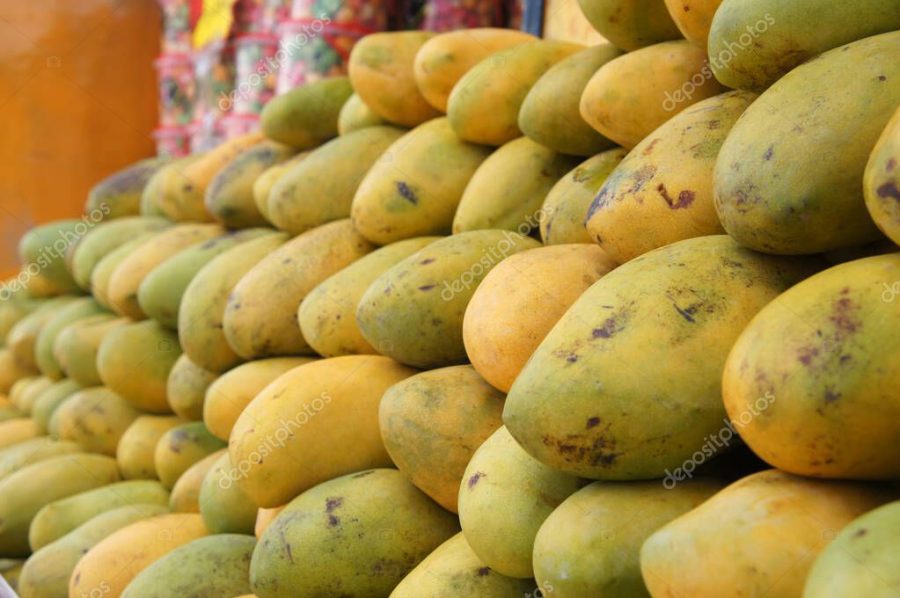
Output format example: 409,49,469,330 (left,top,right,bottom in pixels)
0,292,39,342
89,234,157,309
11,376,52,415
17,221,83,295
0,453,120,557
503,235,820,479
117,415,185,480
298,237,439,357
448,40,584,146
715,32,900,254
640,470,896,597
379,365,504,512
519,44,622,156
252,153,309,222
723,254,900,479
337,93,385,134
587,90,755,263
122,534,256,598
268,125,406,235
357,230,540,368
70,216,170,290
250,469,459,598
86,157,170,220
0,348,37,395
30,378,81,433
52,314,128,387
169,449,225,512
0,419,40,450
51,387,141,456
533,480,724,597
199,452,257,534
224,220,375,359
206,141,296,228
166,354,216,421
350,118,493,244
348,31,441,127
97,320,182,413
663,0,721,47
458,427,583,578
6,297,79,373
864,106,900,245
260,77,352,148
140,154,202,219
578,0,682,50
0,437,81,481
0,406,22,424
29,480,169,551
154,422,227,490
453,137,580,233
34,298,107,379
